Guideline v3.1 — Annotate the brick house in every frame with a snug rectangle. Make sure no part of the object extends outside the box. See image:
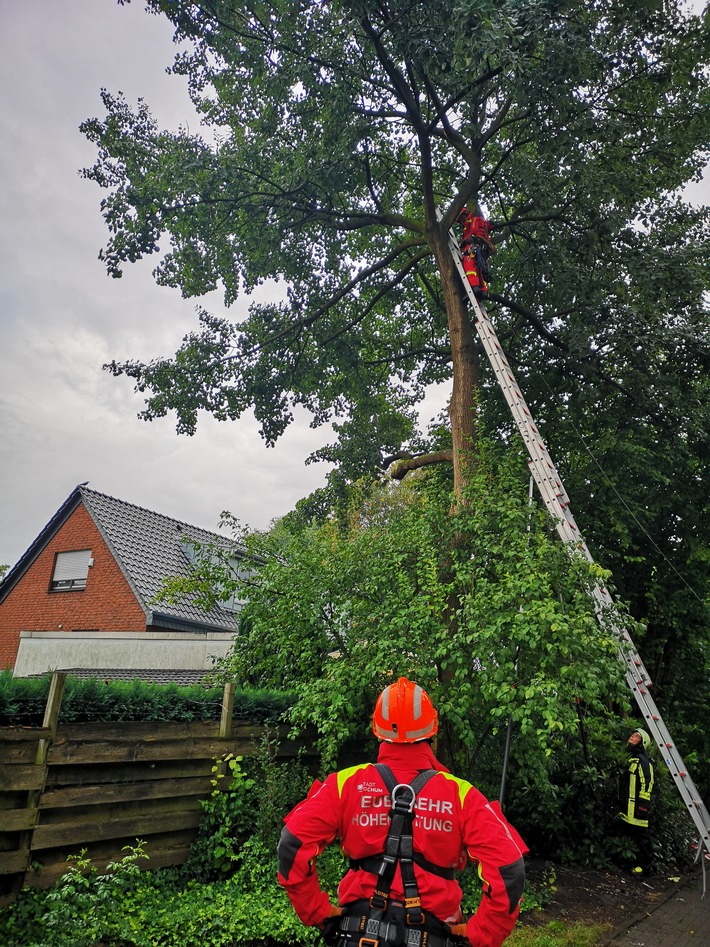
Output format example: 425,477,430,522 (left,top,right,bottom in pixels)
0,485,243,676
